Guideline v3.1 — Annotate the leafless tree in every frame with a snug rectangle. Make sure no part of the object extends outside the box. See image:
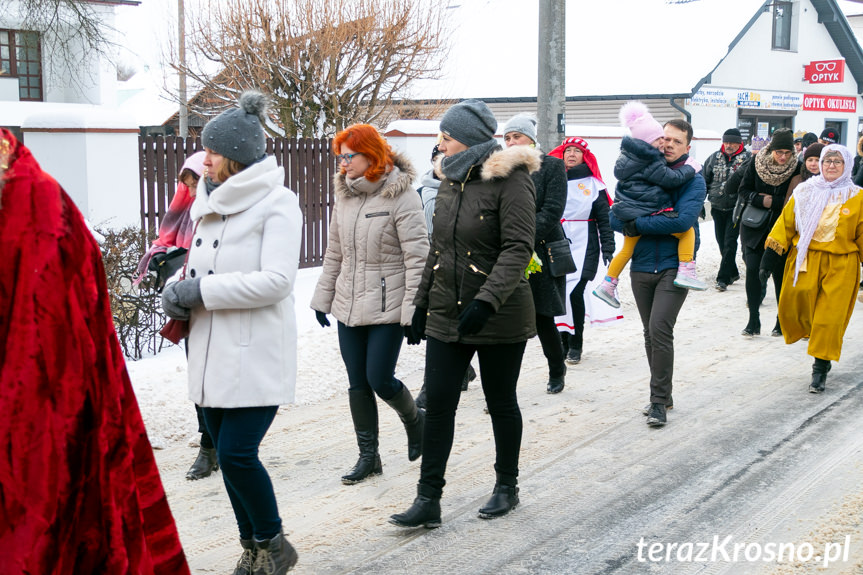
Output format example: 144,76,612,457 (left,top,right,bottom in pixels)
173,0,450,138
